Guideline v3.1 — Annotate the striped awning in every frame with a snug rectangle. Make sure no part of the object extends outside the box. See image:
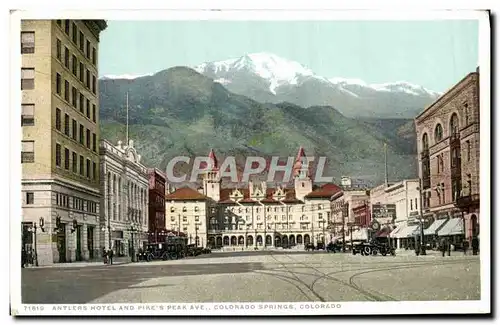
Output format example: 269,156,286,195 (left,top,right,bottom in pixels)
438,218,464,236
424,219,448,236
